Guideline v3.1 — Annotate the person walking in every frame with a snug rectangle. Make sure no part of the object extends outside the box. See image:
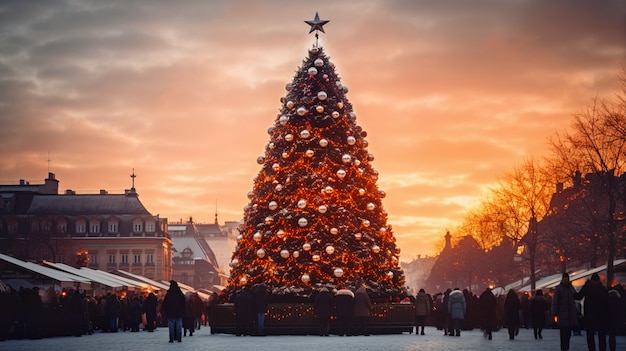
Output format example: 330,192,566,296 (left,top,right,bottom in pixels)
414,288,431,335
529,289,548,339
182,292,196,337
161,280,186,343
352,284,372,336
447,288,466,337
143,292,158,332
503,290,521,340
478,287,497,340
234,286,254,336
553,273,578,351
575,273,608,351
606,288,621,351
252,283,269,336
313,287,333,336
334,285,354,336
